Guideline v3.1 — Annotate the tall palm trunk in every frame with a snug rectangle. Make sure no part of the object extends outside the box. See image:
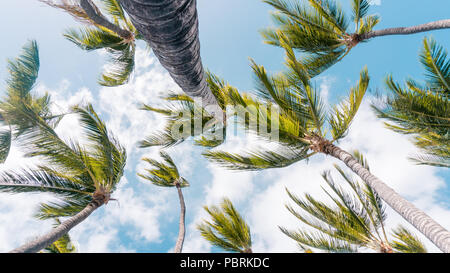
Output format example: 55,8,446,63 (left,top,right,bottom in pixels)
119,0,219,107
10,201,101,253
361,19,450,40
321,141,450,253
174,183,186,253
